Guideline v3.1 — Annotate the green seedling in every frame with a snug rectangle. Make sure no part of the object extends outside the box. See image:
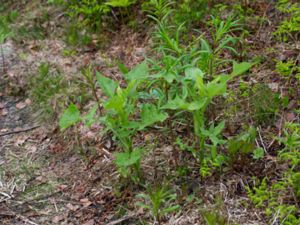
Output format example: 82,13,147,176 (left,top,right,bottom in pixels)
114,148,143,183
142,0,174,20
162,61,253,165
227,126,256,161
200,16,241,76
60,62,168,182
274,0,300,41
136,185,179,225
